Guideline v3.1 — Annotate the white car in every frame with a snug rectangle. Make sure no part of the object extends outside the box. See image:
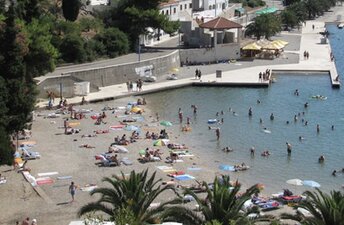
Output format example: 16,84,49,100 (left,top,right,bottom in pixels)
143,76,157,82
